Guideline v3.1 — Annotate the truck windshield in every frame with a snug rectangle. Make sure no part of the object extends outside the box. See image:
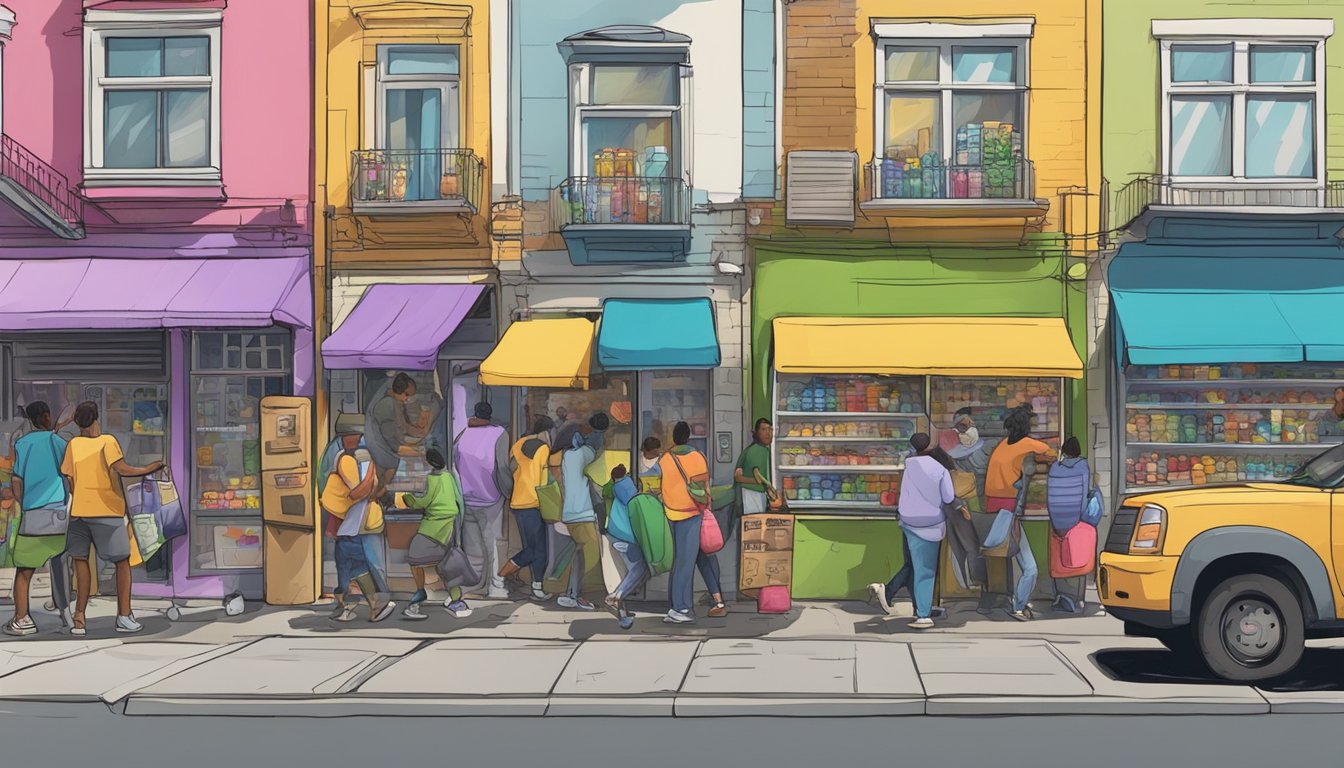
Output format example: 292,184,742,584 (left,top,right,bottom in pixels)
1285,443,1344,489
